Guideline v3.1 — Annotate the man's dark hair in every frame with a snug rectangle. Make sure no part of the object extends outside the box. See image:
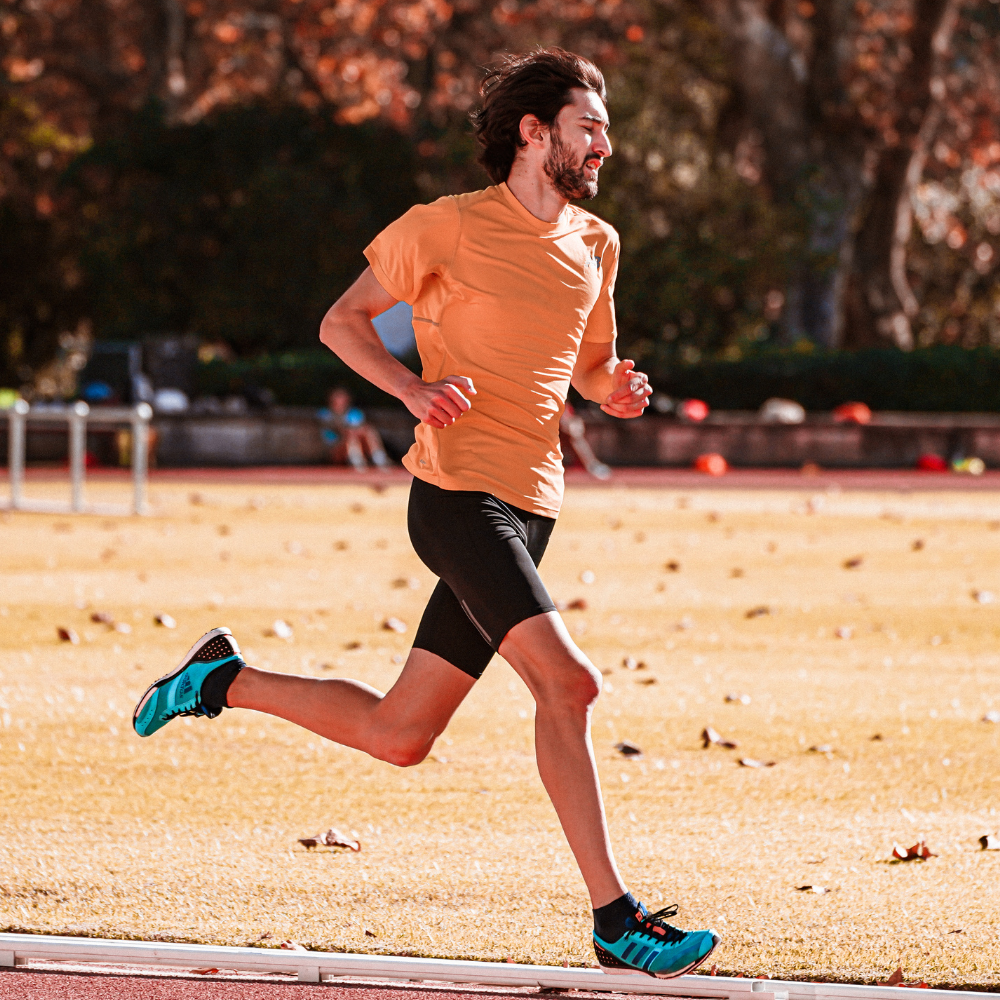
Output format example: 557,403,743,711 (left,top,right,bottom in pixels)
470,48,607,184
